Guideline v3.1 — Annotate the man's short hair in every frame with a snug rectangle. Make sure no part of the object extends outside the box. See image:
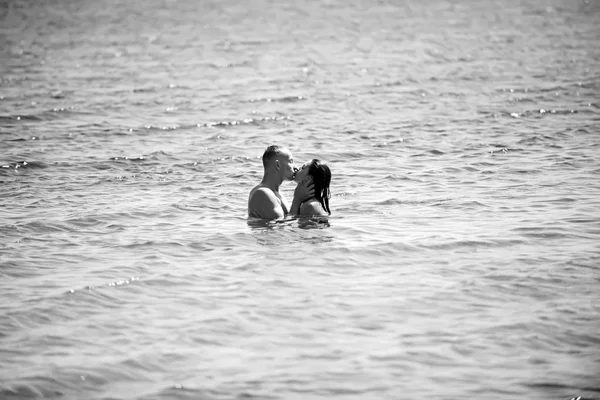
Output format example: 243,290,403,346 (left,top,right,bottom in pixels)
262,145,288,167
